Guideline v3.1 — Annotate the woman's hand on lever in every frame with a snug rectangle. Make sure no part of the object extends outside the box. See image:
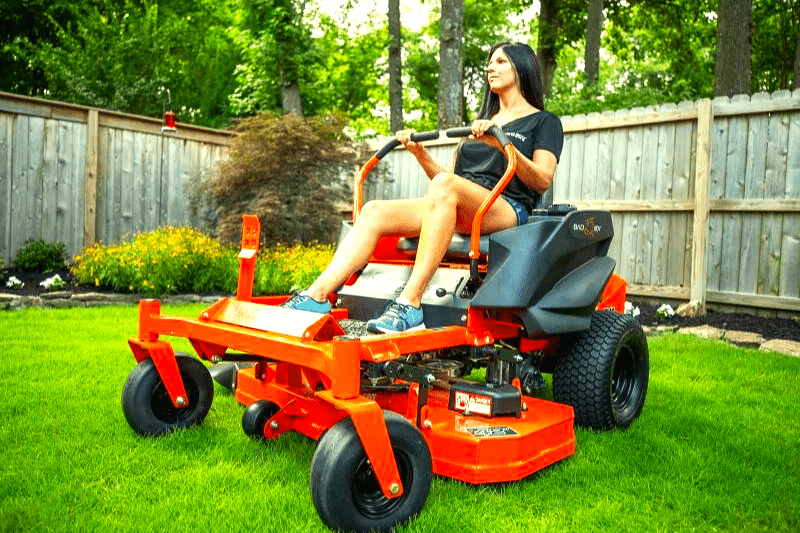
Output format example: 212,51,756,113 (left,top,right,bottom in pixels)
396,129,446,180
396,129,425,157
470,119,503,151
